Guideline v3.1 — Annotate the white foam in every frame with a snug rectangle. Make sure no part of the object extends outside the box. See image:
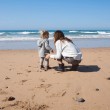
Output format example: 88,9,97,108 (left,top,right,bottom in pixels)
49,32,54,34
97,31,110,35
81,31,97,34
0,32,4,35
69,30,77,33
66,35,110,39
0,35,110,41
0,36,54,41
0,37,39,41
18,31,37,35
